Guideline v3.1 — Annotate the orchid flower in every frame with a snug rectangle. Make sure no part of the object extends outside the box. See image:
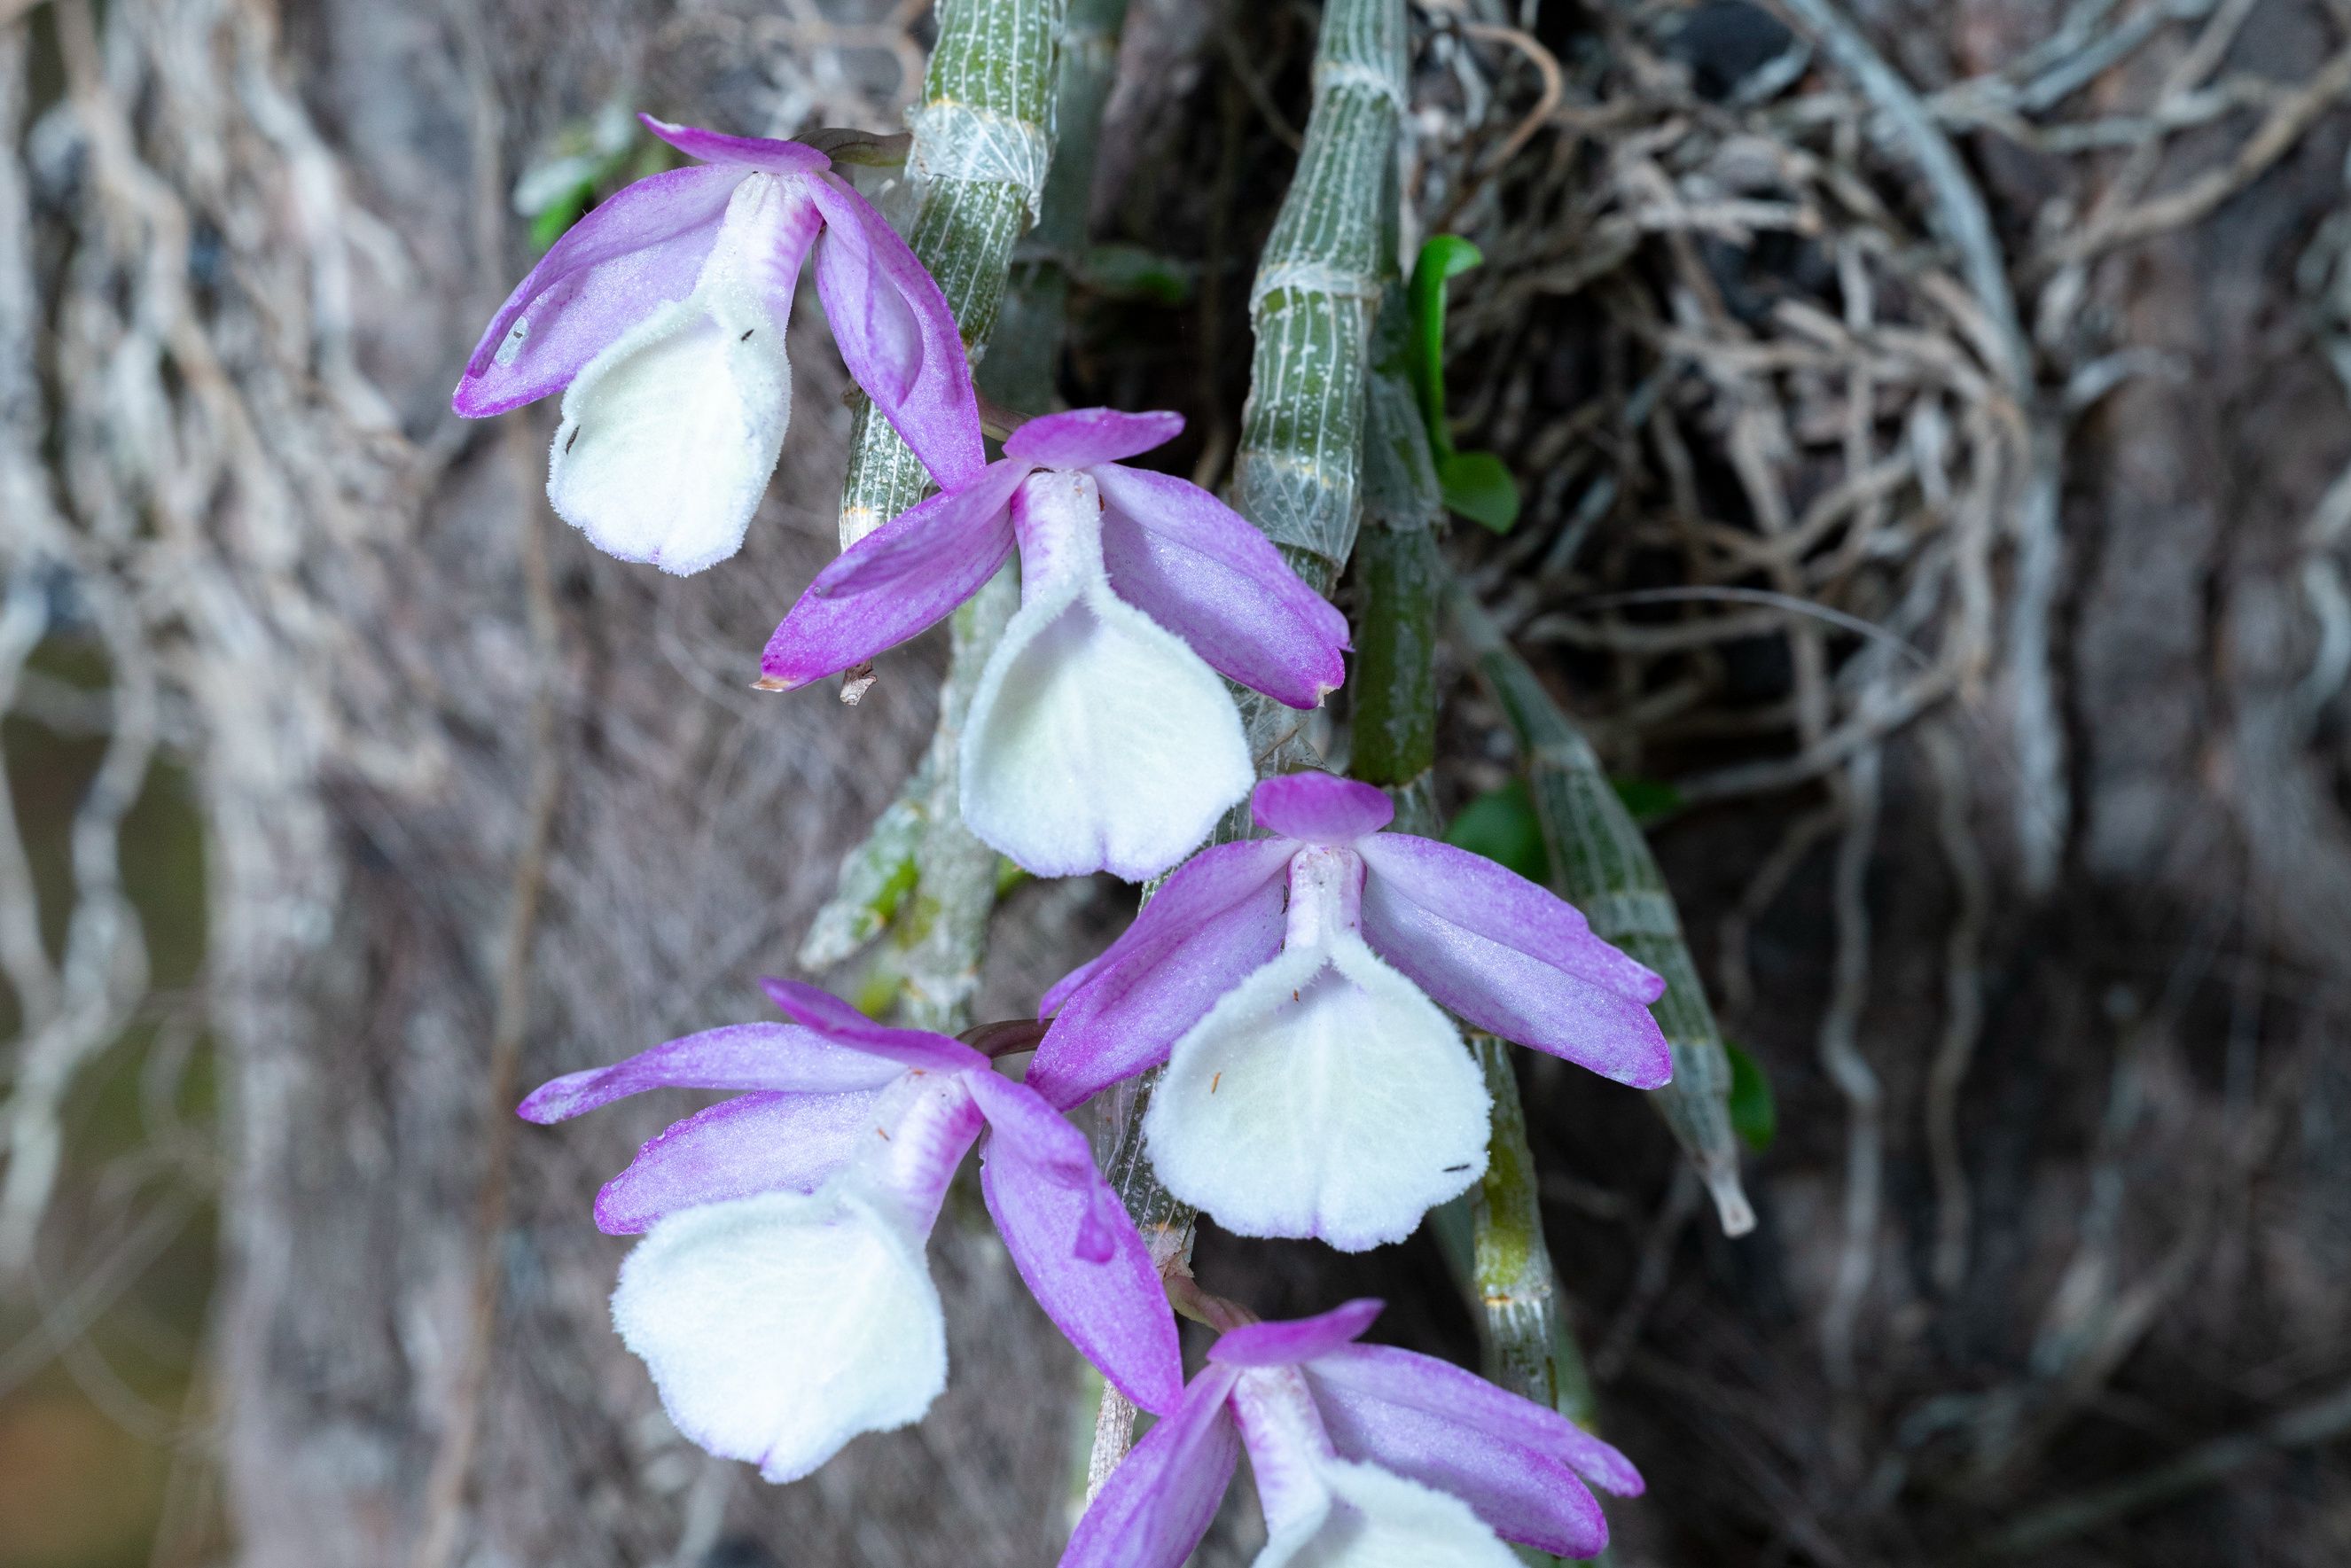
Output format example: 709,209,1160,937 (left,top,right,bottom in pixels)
758,407,1351,881
1027,771,1672,1251
1064,1299,1642,1566
518,979,1181,1482
454,116,980,576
